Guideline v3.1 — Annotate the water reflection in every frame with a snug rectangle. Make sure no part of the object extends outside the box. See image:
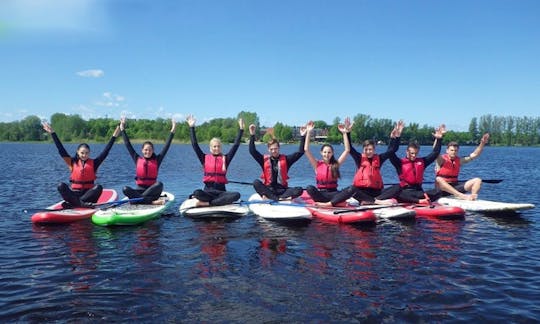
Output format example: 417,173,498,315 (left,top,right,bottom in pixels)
32,221,98,292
